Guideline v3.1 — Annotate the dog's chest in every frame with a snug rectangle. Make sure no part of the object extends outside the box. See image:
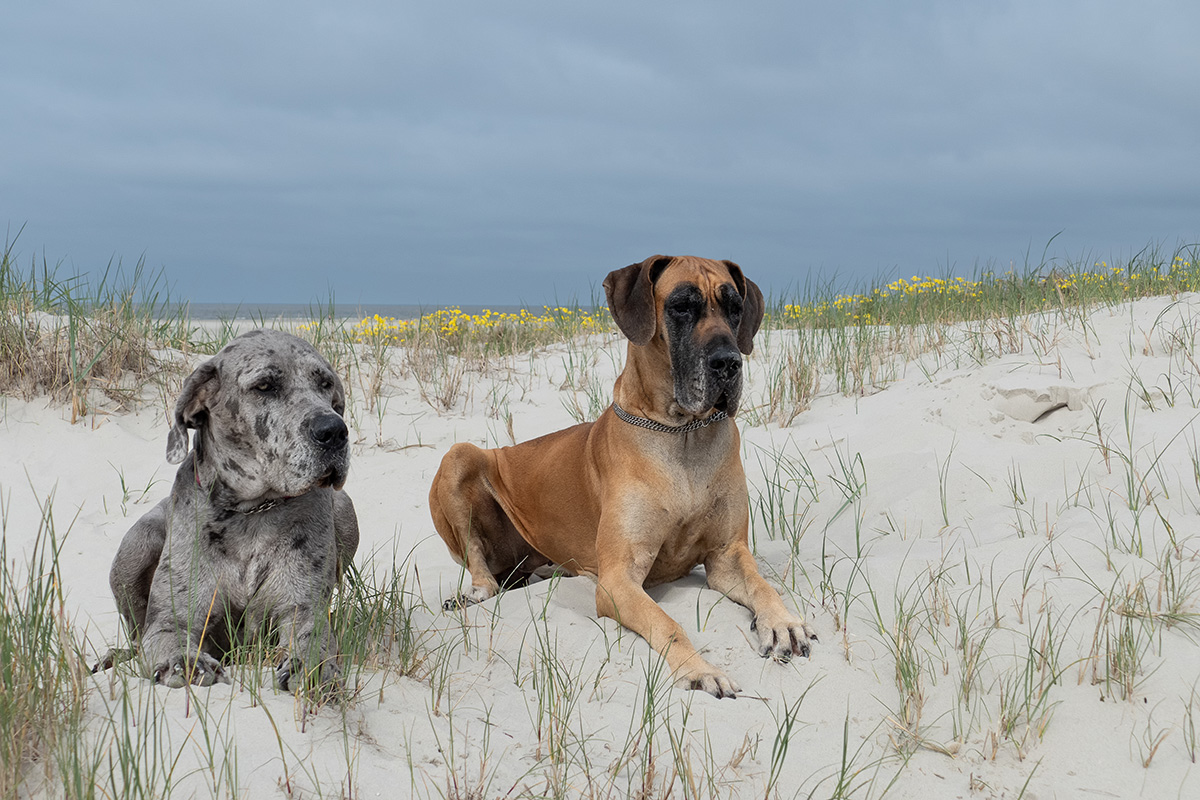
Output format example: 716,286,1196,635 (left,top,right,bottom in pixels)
630,433,745,583
188,508,333,609
645,487,739,584
641,431,729,475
